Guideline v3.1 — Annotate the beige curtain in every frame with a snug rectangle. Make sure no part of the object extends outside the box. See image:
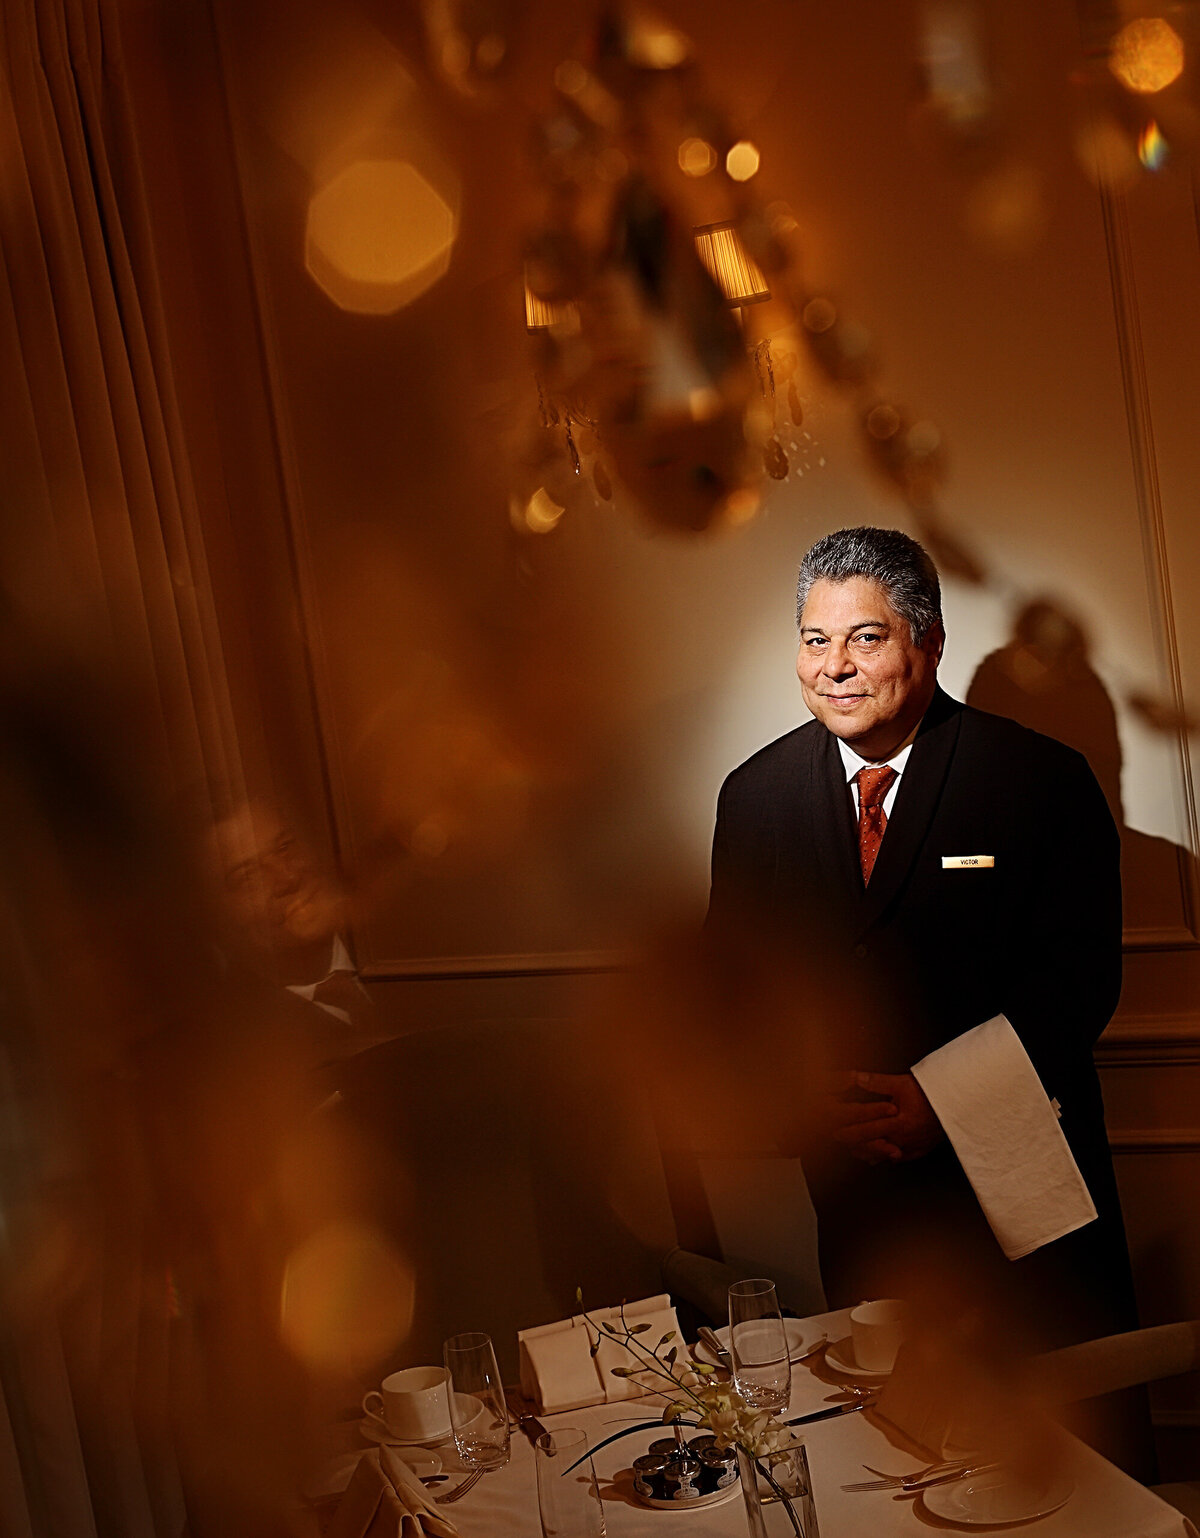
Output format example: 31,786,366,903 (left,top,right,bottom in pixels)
0,0,249,1534
0,0,242,800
